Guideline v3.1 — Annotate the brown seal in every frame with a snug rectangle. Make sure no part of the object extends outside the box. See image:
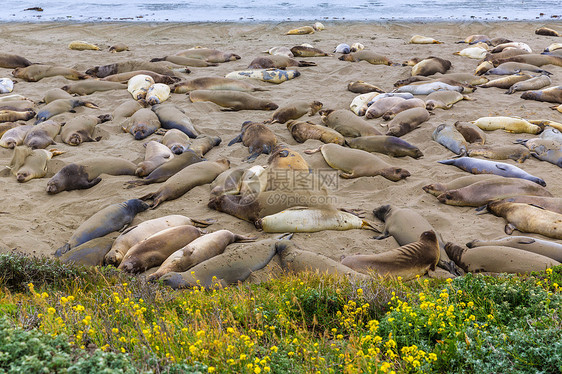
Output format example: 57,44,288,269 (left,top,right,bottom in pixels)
41,88,73,104
347,81,385,94
59,236,115,267
174,48,241,63
228,121,278,161
61,81,127,96
320,109,382,137
535,27,561,37
493,54,562,67
172,77,265,94
385,107,431,137
0,53,32,68
35,99,98,124
23,120,61,149
341,231,440,279
85,60,180,78
422,174,502,196
287,120,345,145
0,110,35,123
454,121,486,144
12,65,88,82
150,55,219,67
466,144,531,163
346,135,423,158
189,90,278,111
0,124,33,148
478,73,532,89
339,51,393,65
61,114,110,146
112,100,145,120
109,43,129,53
189,135,221,157
290,45,330,57
411,57,452,76
268,101,323,124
